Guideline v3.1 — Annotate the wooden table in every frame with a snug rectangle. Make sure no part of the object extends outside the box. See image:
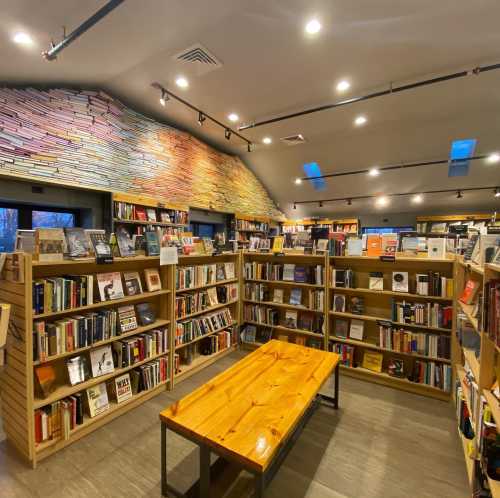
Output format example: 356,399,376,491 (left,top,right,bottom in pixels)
159,340,341,497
